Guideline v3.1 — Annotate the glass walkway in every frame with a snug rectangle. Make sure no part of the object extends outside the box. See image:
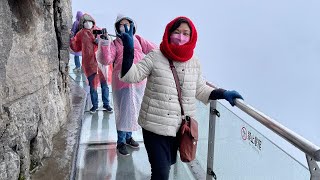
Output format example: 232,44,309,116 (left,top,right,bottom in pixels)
68,56,320,180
